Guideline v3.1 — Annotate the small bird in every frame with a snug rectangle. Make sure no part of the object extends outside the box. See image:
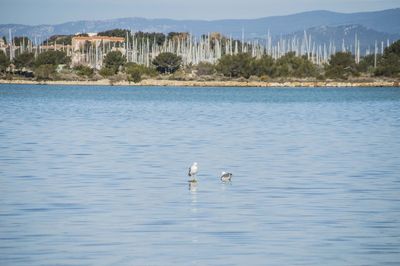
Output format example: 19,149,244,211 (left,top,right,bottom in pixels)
220,171,233,182
188,162,199,181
